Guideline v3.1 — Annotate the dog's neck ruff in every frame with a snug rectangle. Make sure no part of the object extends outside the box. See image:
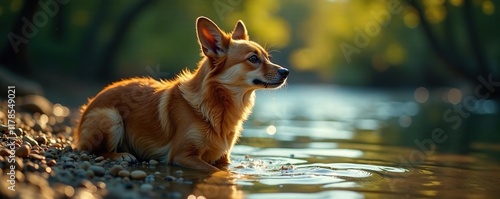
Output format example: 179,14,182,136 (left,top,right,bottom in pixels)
178,58,256,135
